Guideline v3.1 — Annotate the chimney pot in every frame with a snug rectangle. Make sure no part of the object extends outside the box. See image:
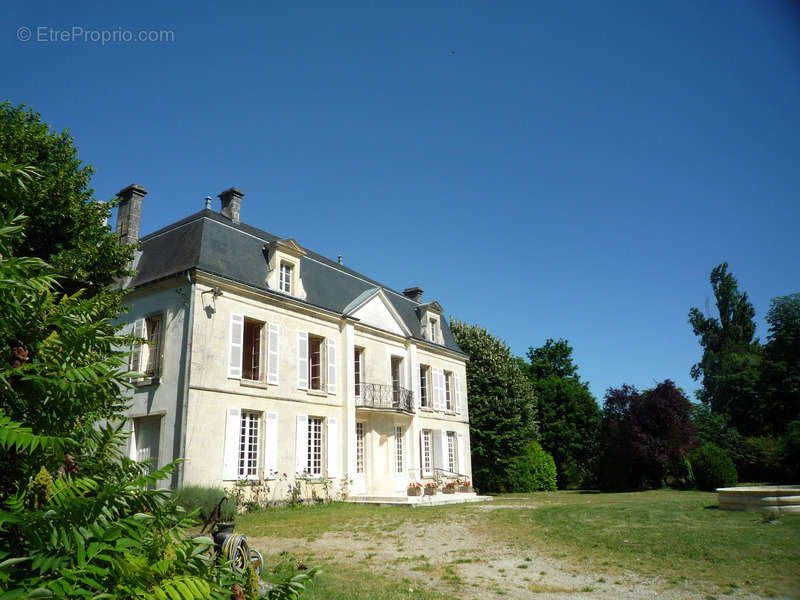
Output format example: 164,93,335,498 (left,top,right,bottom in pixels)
218,187,244,224
116,183,148,245
403,286,424,302
204,196,212,210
